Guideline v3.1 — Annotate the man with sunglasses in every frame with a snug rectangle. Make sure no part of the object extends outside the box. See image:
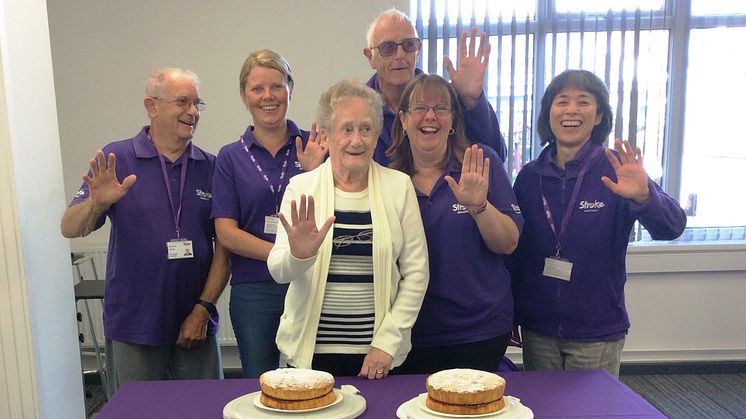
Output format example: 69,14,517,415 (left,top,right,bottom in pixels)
61,68,229,389
363,8,506,165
